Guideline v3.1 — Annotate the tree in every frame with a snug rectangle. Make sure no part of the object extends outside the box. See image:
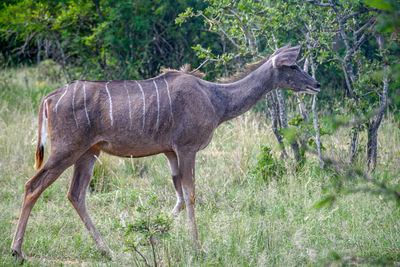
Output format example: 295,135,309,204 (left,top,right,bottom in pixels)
306,0,397,170
177,0,329,163
0,0,219,80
